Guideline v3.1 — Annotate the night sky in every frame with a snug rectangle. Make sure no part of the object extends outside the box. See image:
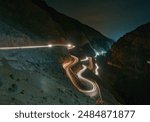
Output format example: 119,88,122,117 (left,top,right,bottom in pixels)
45,0,150,41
